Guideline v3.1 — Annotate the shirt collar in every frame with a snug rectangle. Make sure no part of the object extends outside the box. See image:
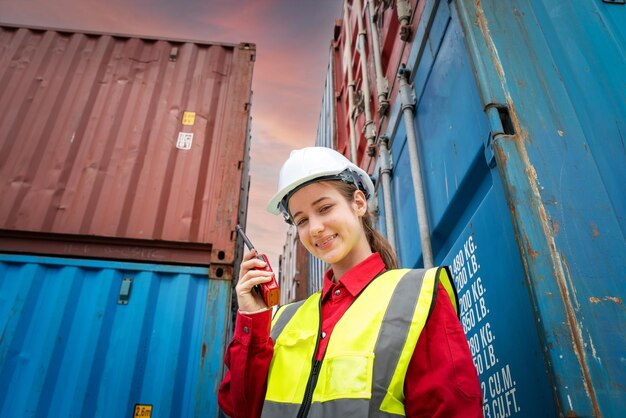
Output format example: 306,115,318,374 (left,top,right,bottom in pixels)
321,252,386,300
